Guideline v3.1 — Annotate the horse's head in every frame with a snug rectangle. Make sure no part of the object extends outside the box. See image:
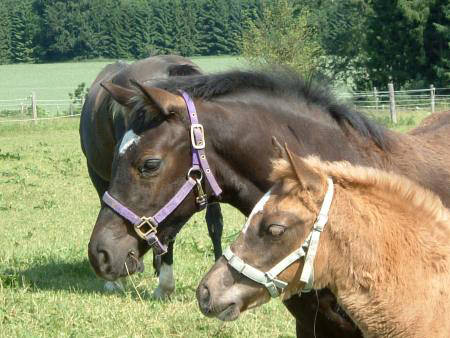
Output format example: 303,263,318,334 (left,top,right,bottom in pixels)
88,81,220,281
197,142,331,321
